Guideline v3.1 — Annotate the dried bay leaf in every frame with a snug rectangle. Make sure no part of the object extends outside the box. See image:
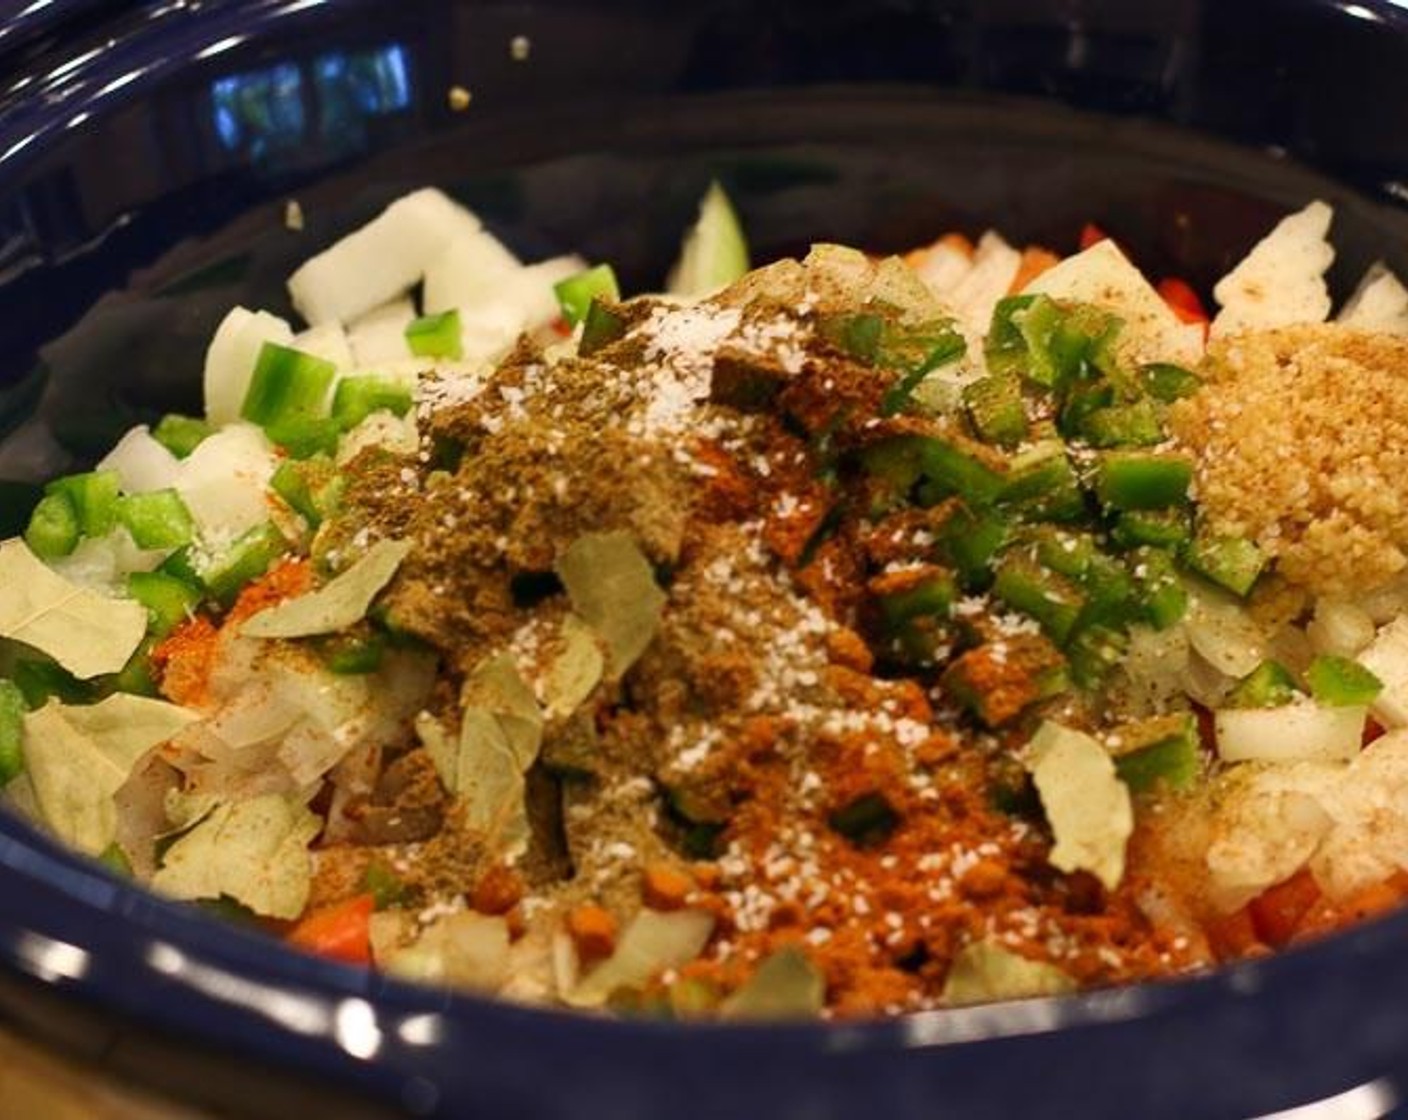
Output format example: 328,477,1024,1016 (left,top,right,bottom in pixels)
555,532,665,678
23,694,198,855
430,654,545,858
941,940,1076,1006
241,538,411,638
1026,720,1134,891
150,792,320,919
0,539,146,678
720,946,826,1020
543,614,604,719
